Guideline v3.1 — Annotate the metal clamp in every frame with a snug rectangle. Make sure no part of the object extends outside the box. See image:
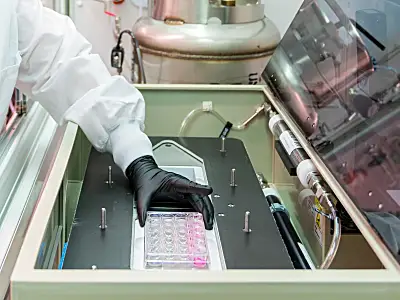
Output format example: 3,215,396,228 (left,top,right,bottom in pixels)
270,203,288,215
312,206,333,220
